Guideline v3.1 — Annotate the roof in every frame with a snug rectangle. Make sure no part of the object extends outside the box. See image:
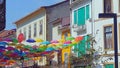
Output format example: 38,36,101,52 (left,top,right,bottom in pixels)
14,0,69,25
